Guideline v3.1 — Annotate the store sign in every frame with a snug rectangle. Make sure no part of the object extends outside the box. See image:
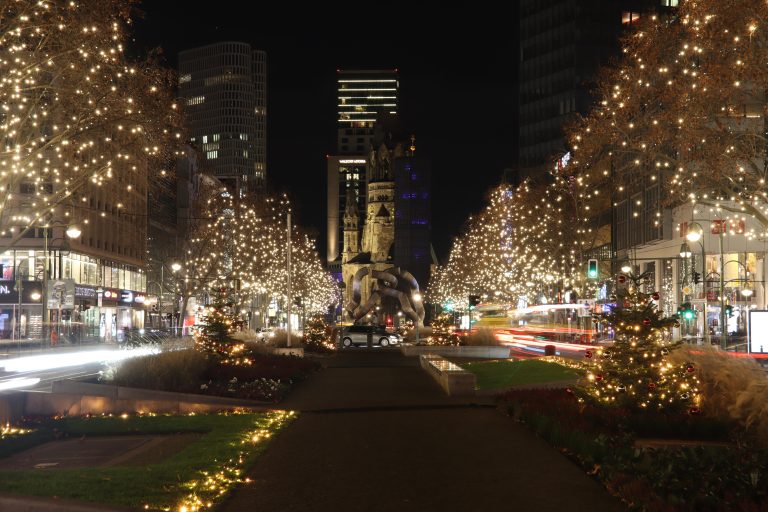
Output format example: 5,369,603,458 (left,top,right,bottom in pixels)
75,286,96,298
0,280,43,304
